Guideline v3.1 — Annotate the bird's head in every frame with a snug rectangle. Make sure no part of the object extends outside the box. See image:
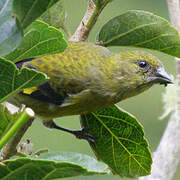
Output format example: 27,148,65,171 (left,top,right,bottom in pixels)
113,50,173,99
